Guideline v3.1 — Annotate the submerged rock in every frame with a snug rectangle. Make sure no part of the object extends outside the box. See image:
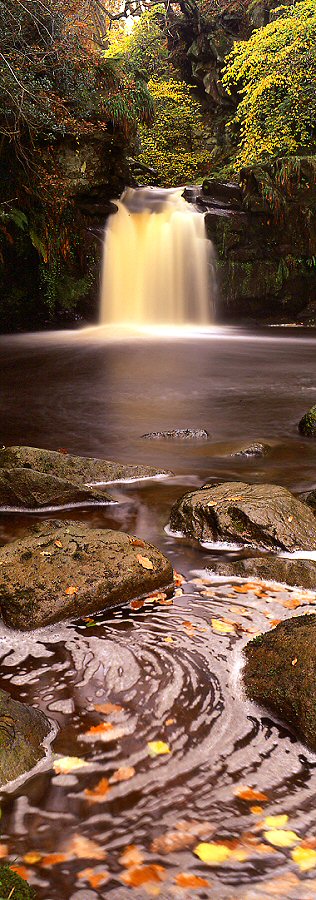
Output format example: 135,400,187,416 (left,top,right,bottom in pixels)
0,688,50,787
142,429,208,440
0,445,170,484
207,556,316,591
169,481,316,551
298,405,316,437
0,467,112,510
244,615,316,751
232,442,271,458
0,523,174,629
